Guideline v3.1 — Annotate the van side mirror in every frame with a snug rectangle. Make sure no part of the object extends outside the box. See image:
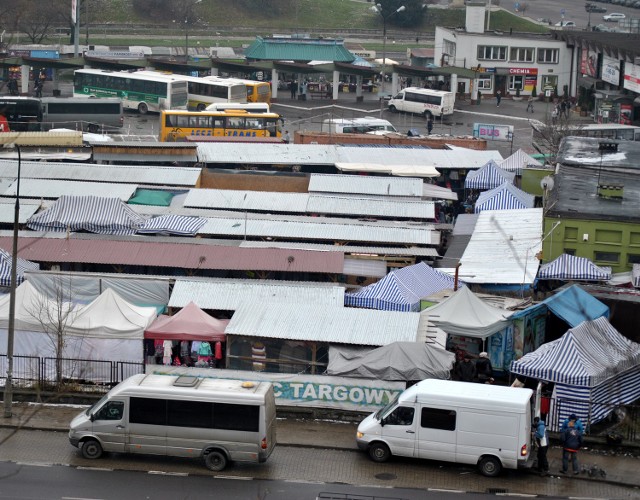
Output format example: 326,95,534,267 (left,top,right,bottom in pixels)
89,413,96,422
380,417,386,427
